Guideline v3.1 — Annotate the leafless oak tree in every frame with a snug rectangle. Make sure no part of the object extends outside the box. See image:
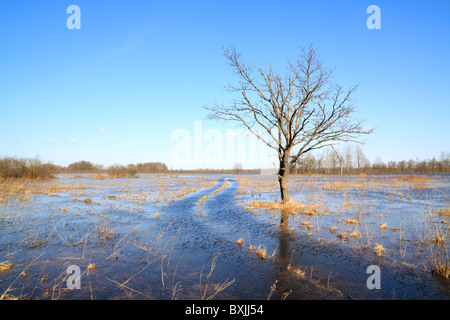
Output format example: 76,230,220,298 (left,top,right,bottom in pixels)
206,46,373,203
